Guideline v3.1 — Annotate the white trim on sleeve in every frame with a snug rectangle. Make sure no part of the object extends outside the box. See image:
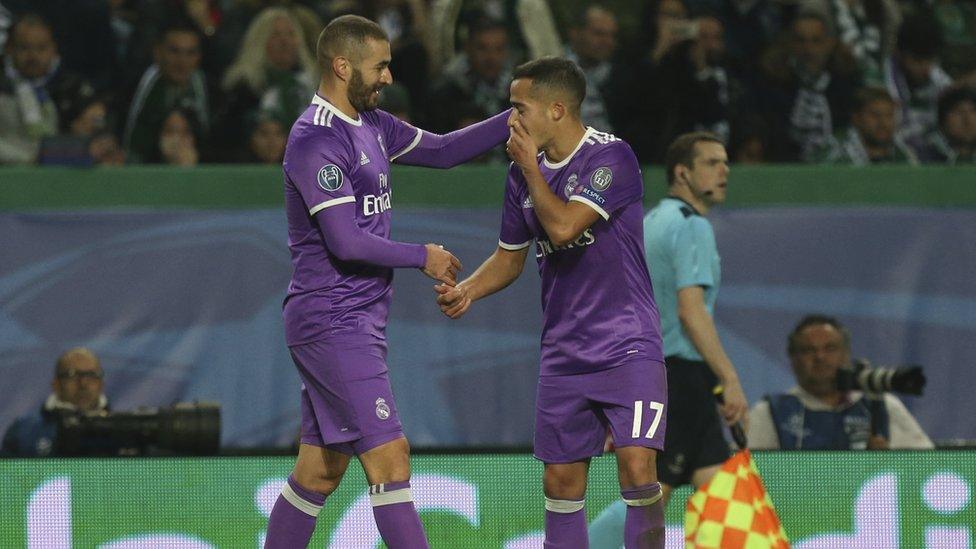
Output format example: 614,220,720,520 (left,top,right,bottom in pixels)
390,127,424,162
569,195,610,221
309,196,355,216
498,239,533,251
